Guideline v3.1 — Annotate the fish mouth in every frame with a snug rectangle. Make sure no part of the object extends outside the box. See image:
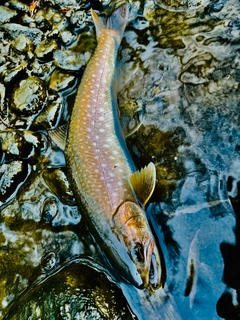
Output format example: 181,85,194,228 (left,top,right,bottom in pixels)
149,250,160,288
133,238,161,290
146,239,161,289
